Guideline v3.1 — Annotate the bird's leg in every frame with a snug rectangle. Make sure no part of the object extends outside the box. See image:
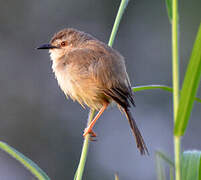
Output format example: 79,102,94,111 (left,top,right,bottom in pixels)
83,103,108,137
